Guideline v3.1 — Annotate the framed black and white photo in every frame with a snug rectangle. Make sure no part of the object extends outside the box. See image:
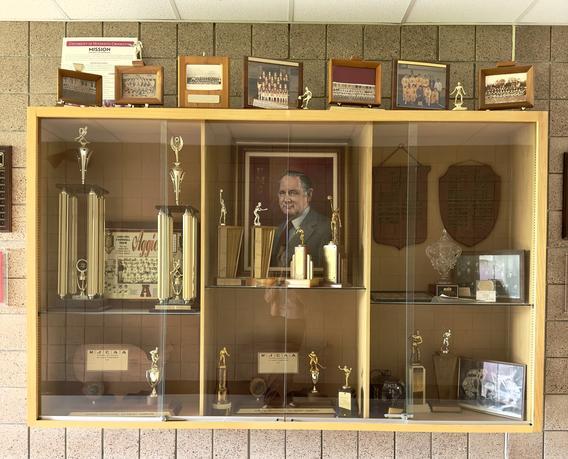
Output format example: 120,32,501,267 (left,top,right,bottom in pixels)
454,250,527,302
392,60,449,110
479,64,534,110
458,357,526,420
244,57,303,109
114,65,164,105
57,68,102,106
328,58,381,107
178,56,229,108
